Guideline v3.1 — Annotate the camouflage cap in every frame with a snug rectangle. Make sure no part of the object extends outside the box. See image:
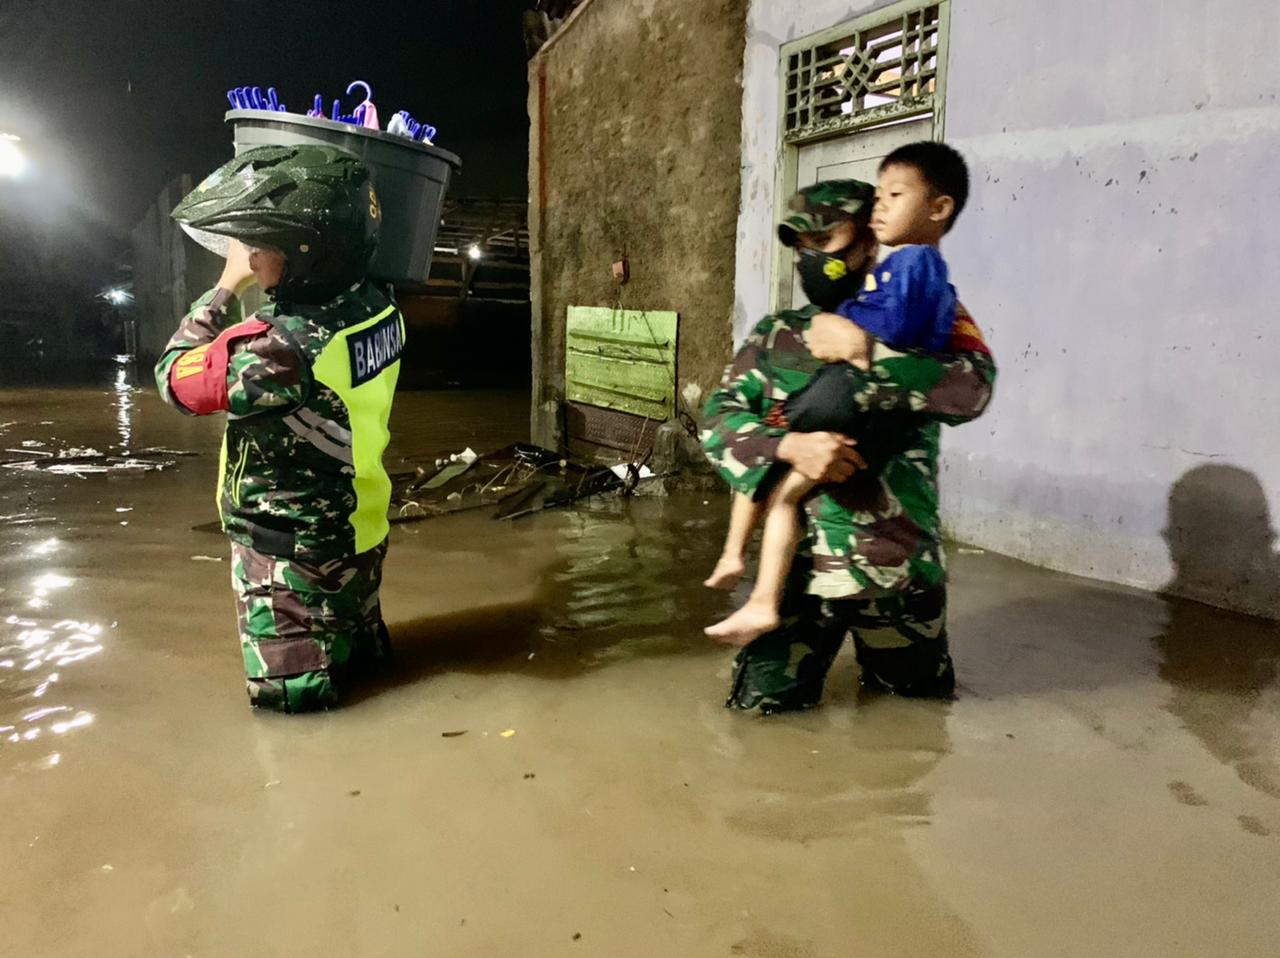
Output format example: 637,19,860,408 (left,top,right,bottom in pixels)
777,179,876,247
